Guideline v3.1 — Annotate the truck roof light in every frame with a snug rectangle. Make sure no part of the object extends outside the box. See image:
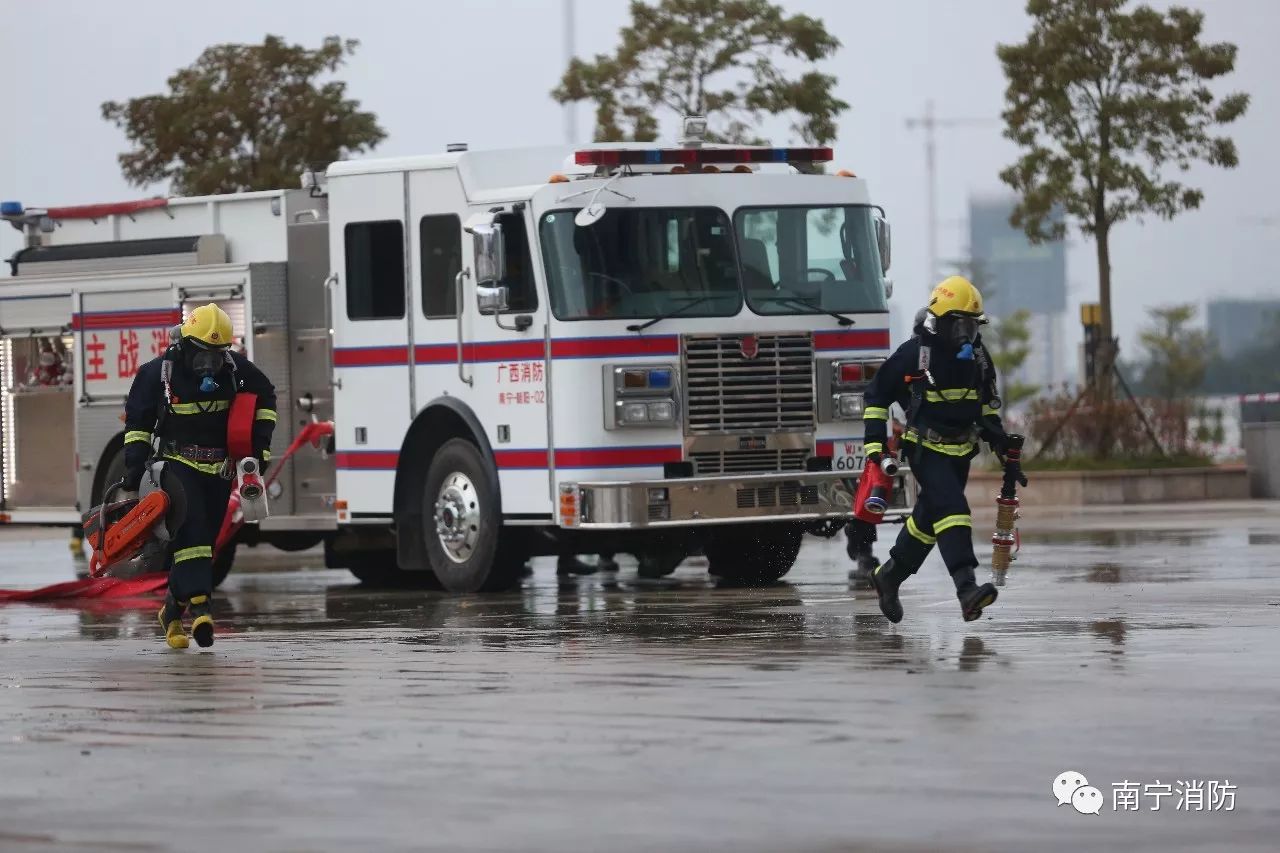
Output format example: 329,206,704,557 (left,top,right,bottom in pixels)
836,169,857,177
574,147,833,167
547,173,570,184
0,201,22,217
